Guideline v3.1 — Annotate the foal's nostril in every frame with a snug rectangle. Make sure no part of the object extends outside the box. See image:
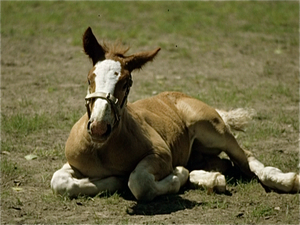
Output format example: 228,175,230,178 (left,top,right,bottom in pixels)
106,124,112,135
87,120,92,134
